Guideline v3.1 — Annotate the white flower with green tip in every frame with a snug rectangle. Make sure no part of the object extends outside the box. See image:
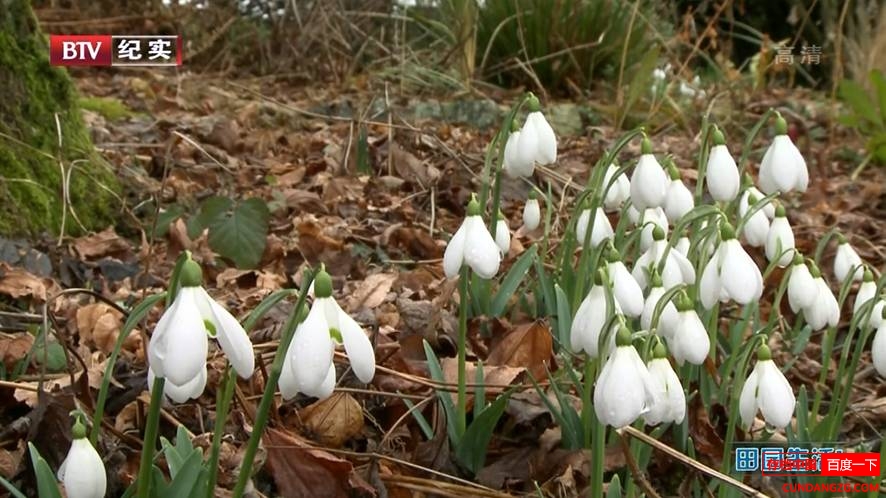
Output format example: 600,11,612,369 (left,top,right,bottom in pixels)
494,212,511,256
758,114,808,195
663,162,694,224
630,136,668,211
739,342,796,430
765,204,795,267
522,191,541,231
834,235,864,283
699,222,763,309
641,273,678,339
705,127,740,202
854,269,884,329
670,293,710,366
644,341,686,426
787,254,816,313
606,247,644,318
575,204,613,248
594,326,659,429
443,195,502,279
57,417,106,498
603,163,631,212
